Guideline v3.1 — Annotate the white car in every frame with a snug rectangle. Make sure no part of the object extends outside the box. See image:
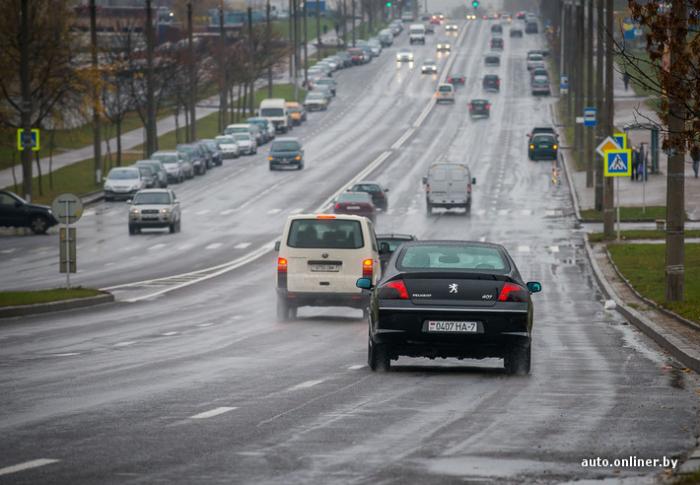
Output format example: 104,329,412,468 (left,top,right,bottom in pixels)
396,49,414,62
421,60,438,74
232,133,257,155
435,83,455,103
445,24,458,31
304,92,329,111
274,214,380,320
526,53,545,71
436,41,451,52
103,167,146,201
215,135,240,159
